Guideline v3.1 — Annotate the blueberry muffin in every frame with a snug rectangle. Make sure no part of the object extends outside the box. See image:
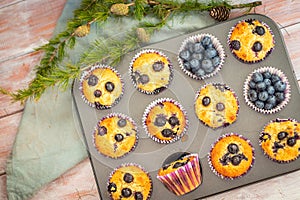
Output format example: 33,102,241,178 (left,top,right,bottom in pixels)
194,83,239,129
107,163,152,200
244,67,290,114
208,133,255,179
129,49,173,94
260,118,300,163
178,34,225,80
93,113,138,159
79,64,124,109
229,19,275,63
142,98,188,144
157,152,202,196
